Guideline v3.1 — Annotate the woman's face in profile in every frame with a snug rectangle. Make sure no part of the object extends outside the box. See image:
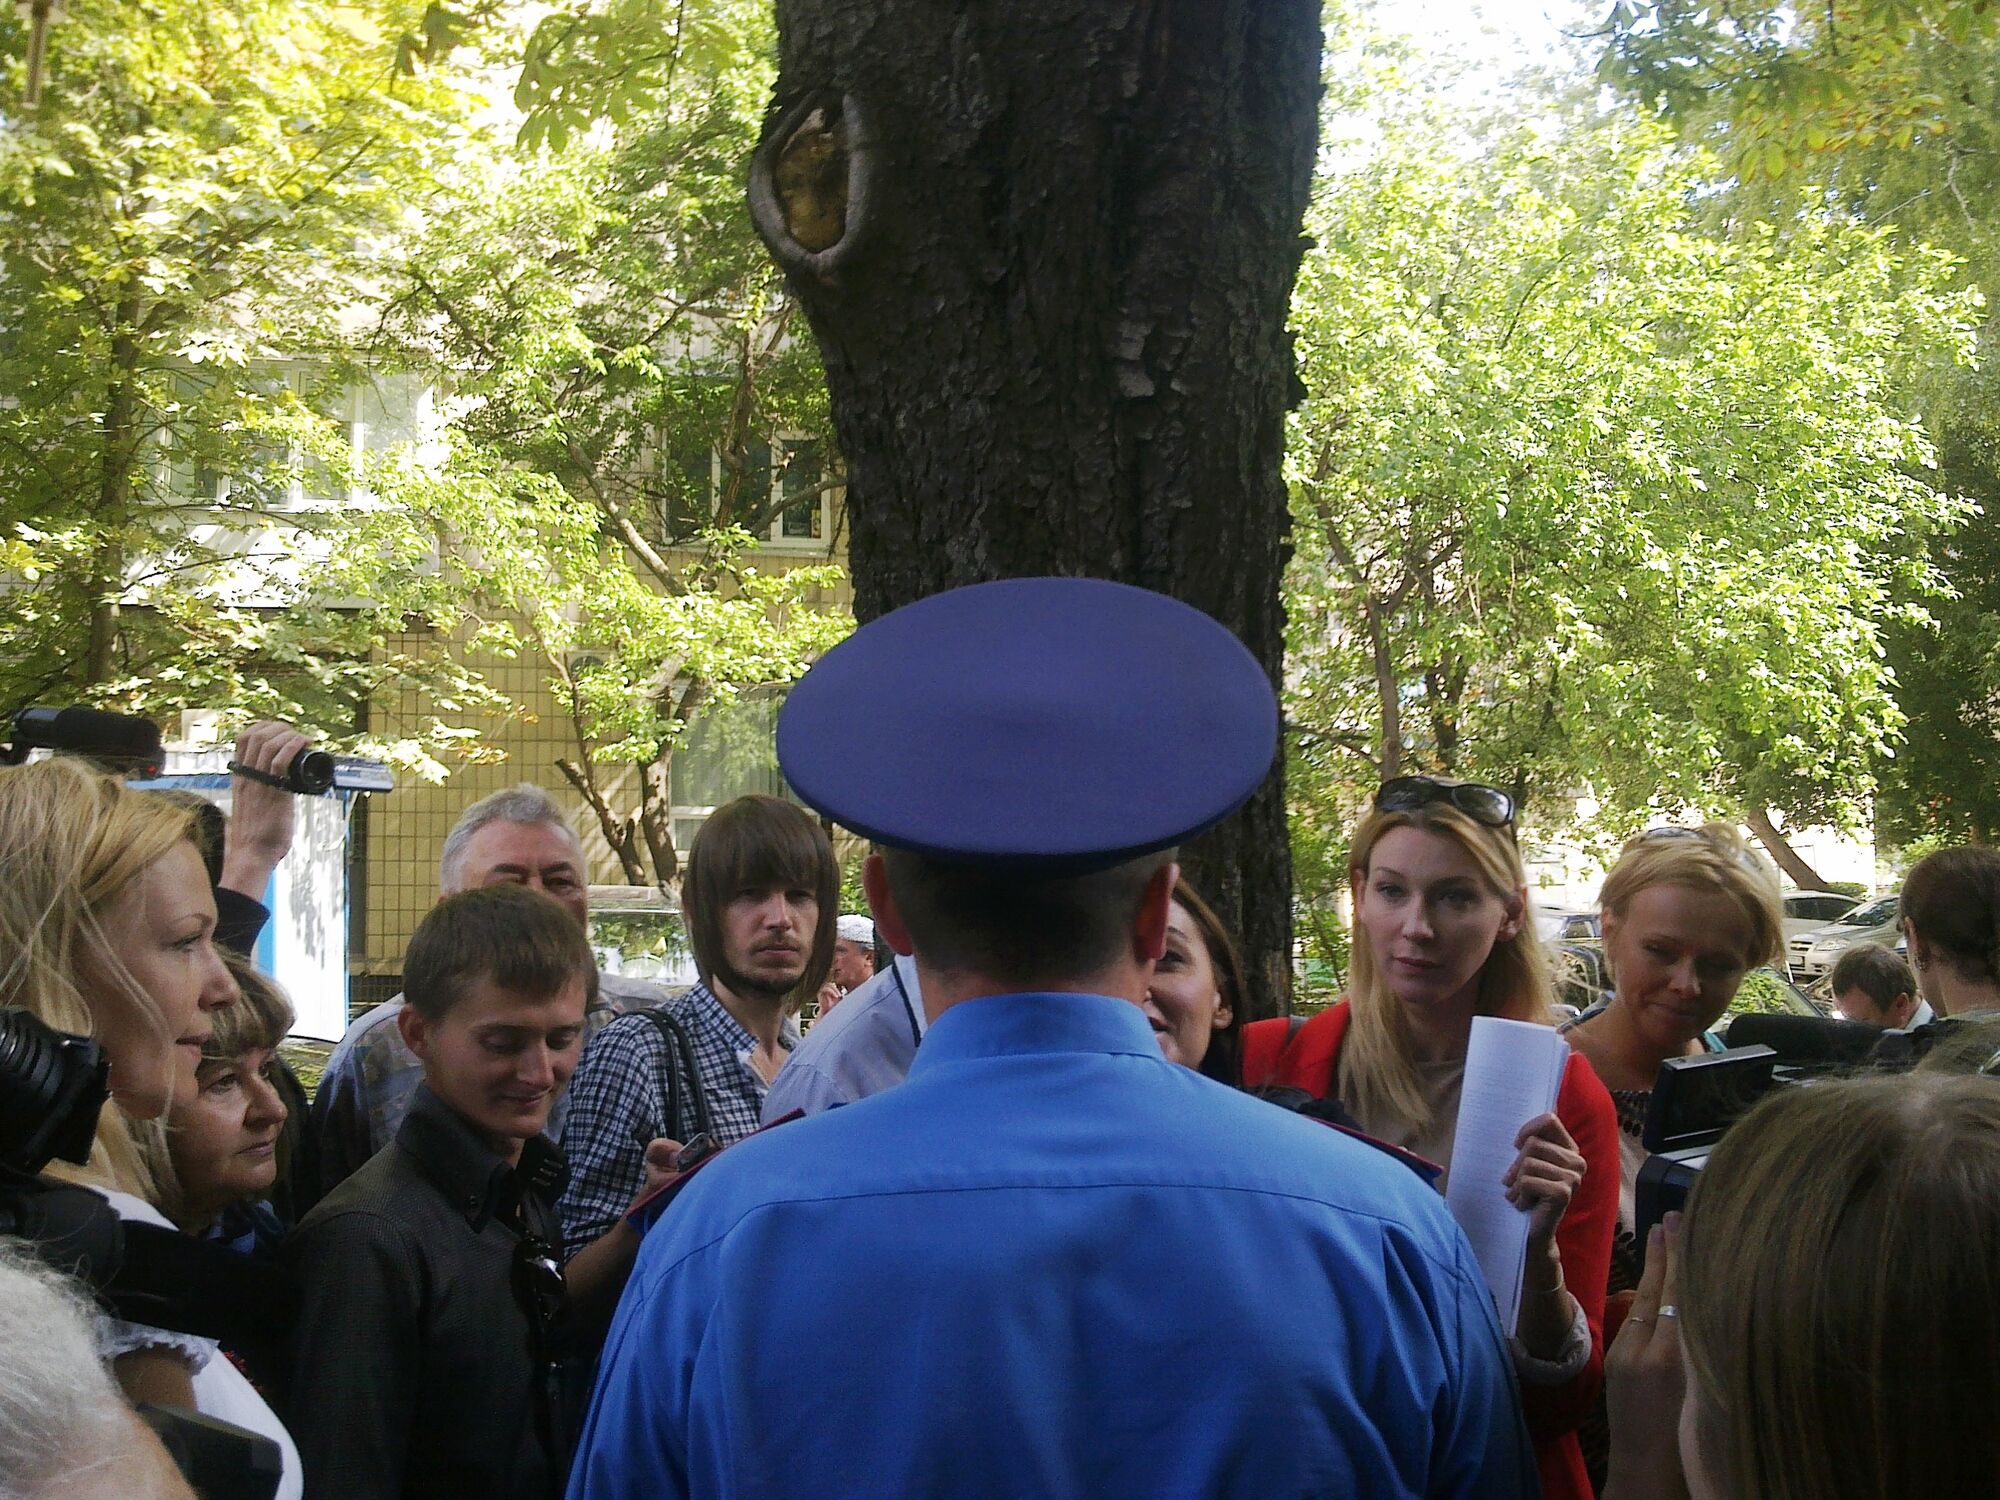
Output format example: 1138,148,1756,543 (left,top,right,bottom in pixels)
81,841,240,1118
1143,899,1232,1070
